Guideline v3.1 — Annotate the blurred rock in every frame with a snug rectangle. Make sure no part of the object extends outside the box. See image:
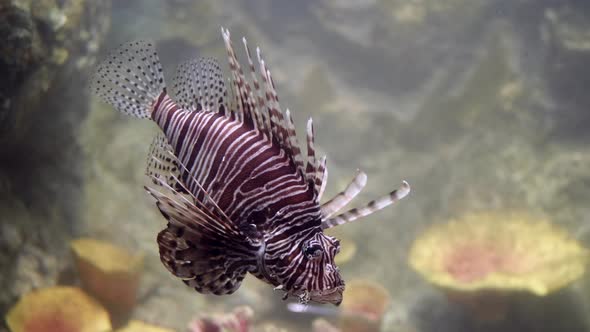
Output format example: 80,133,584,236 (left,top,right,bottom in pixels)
541,3,590,139
71,238,144,326
0,0,111,323
0,0,110,143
